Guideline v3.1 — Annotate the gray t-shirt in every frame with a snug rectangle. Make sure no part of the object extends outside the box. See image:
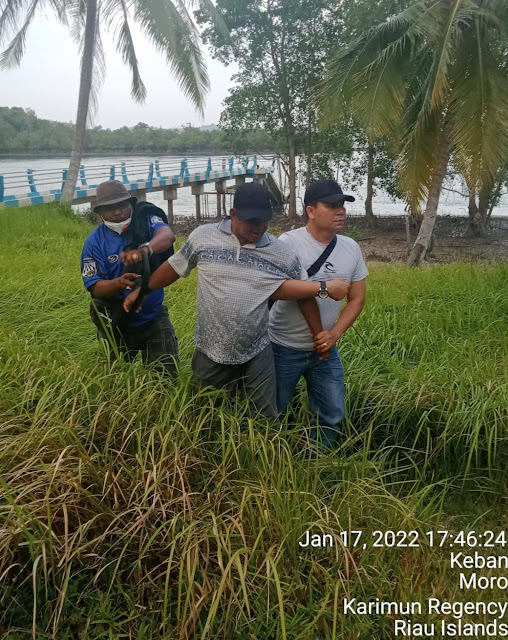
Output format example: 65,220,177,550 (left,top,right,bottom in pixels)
269,227,369,351
169,218,302,365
